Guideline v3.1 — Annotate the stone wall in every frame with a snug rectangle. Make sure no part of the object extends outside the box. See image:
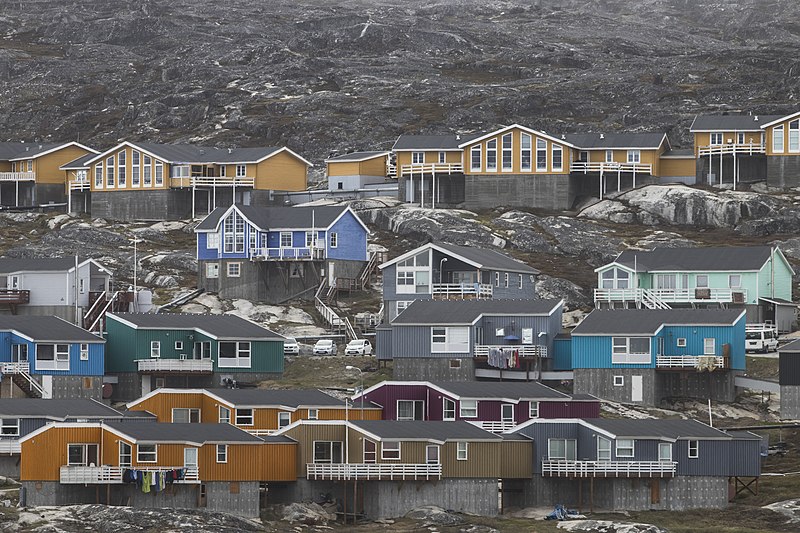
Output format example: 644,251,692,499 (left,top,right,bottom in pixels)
91,190,193,221
393,357,475,381
0,456,20,478
464,174,575,211
767,155,800,189
780,385,800,420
